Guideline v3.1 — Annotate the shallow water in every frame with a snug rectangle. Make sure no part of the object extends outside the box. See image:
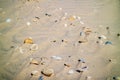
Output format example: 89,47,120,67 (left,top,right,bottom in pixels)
0,0,120,80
